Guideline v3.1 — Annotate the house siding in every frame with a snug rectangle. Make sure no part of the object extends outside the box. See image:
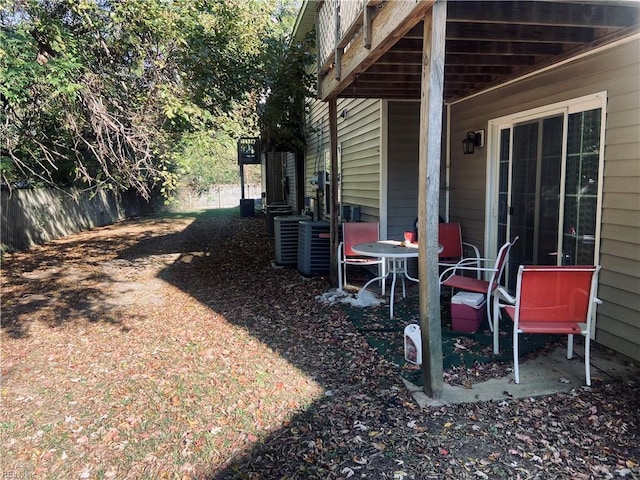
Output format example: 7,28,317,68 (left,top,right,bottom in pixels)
304,99,329,207
388,101,420,240
450,38,640,361
304,98,382,223
338,99,381,222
